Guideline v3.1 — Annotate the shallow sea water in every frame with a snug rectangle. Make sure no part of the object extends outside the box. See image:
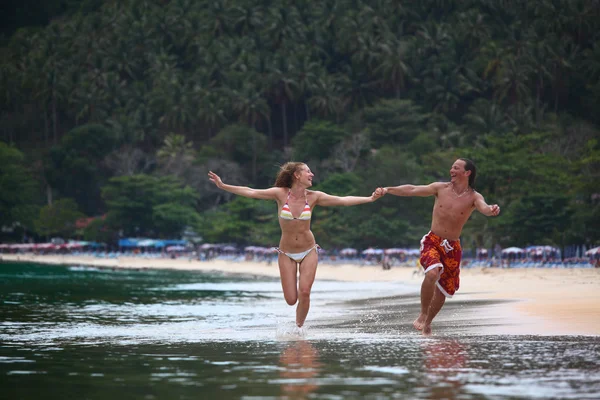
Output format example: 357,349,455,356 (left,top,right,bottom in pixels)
1,262,599,399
